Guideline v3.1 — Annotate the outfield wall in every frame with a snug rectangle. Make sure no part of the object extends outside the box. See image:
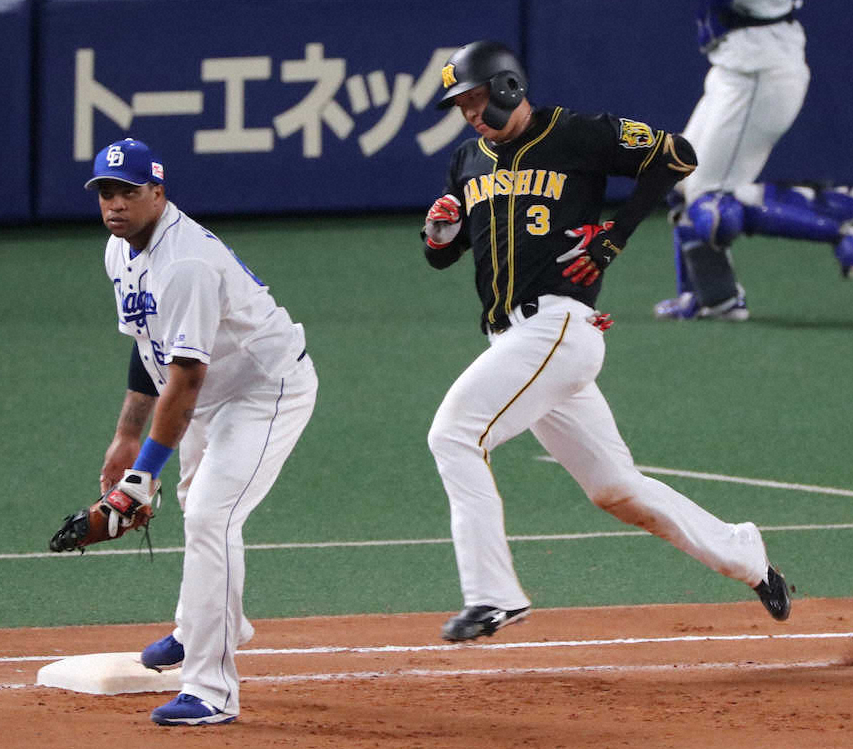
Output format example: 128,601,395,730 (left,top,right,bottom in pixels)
1,0,849,222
